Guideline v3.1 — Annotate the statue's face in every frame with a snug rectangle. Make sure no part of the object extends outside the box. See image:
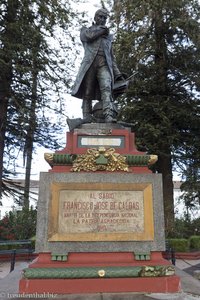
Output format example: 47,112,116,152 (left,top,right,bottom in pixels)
95,12,107,26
